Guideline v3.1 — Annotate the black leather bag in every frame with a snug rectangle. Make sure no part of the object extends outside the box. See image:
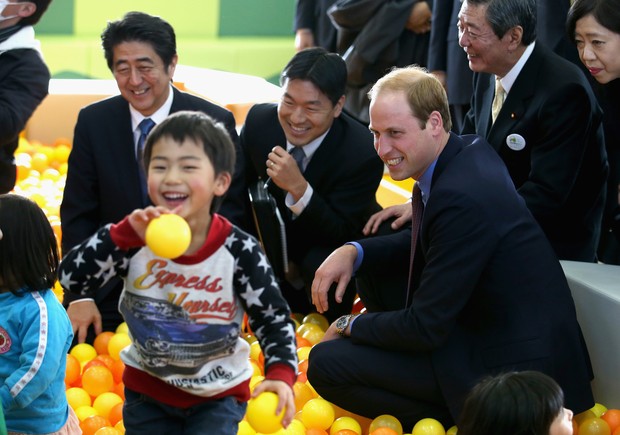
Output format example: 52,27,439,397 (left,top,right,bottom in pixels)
248,180,289,281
